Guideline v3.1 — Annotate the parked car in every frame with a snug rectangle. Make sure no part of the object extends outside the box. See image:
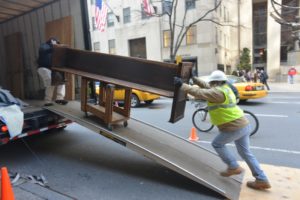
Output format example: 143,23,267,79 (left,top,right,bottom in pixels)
95,82,160,107
199,75,268,101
